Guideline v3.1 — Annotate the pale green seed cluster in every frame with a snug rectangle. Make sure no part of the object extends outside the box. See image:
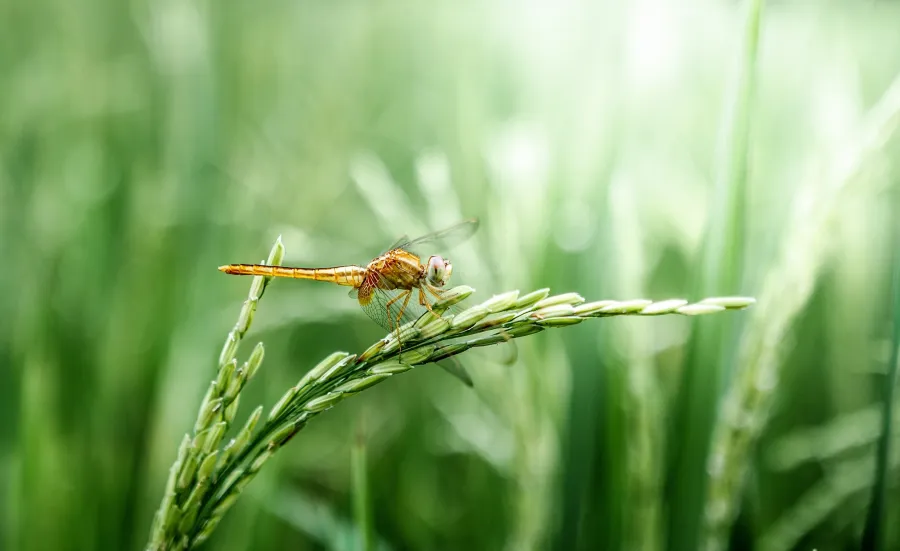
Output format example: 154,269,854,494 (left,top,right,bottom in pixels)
147,237,284,550
246,287,755,451
243,287,756,444
322,287,756,370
